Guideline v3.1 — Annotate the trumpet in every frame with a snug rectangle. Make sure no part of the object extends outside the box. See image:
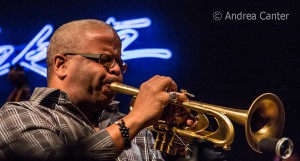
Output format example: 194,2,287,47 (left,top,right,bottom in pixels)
110,82,293,159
